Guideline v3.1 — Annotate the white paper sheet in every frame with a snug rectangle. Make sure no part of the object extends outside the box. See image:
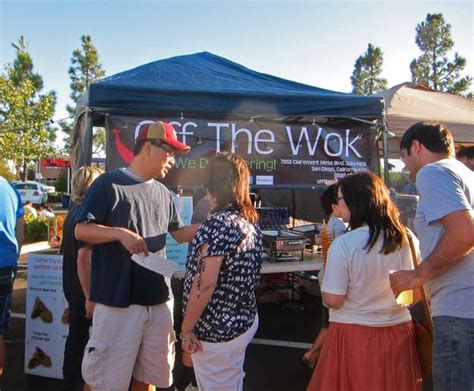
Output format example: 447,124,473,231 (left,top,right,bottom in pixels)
131,252,179,277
